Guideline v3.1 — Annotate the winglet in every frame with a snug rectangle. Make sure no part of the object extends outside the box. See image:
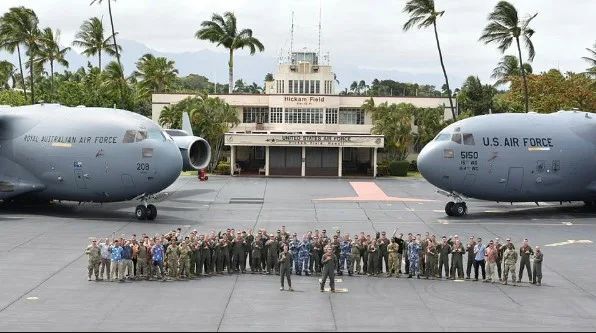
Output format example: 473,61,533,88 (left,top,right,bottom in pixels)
182,112,193,136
